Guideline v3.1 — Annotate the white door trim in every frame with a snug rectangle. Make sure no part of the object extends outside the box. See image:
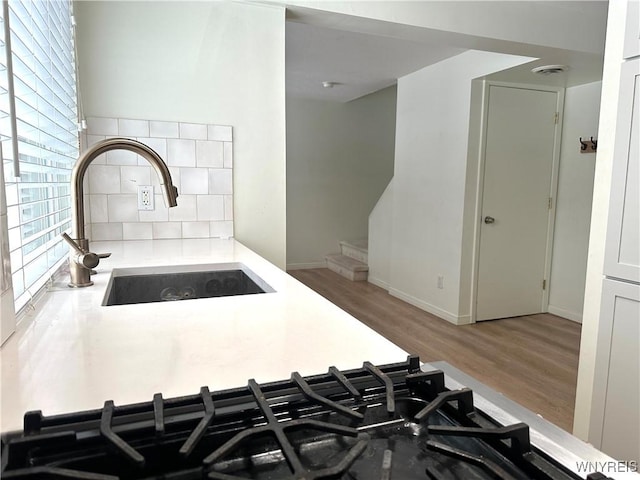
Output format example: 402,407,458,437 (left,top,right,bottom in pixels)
469,81,565,323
